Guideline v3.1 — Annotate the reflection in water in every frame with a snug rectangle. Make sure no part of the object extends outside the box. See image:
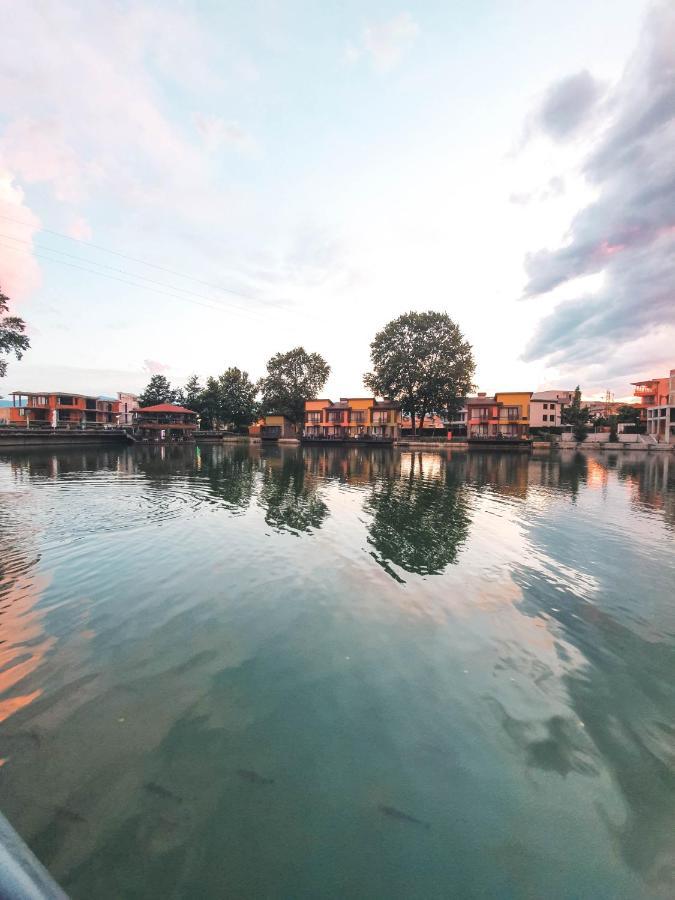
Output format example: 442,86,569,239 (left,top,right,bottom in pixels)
257,447,328,534
0,445,673,898
366,451,472,580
